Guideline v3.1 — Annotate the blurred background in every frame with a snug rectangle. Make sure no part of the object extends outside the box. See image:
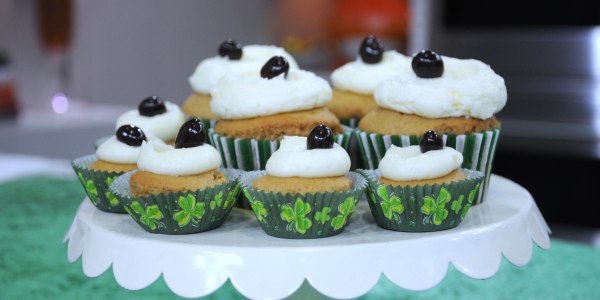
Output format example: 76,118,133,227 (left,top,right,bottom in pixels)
0,0,598,237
